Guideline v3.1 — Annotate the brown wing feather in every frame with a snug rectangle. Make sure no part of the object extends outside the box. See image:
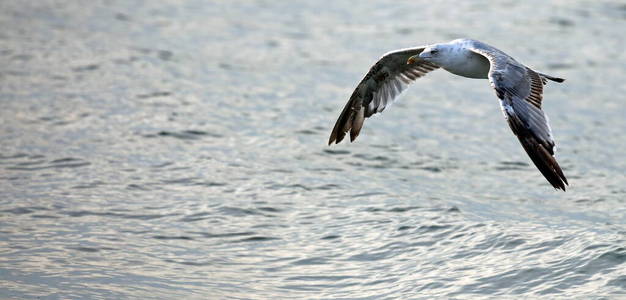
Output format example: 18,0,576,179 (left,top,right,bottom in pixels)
328,48,439,145
501,72,568,190
468,46,568,190
511,69,568,190
507,111,568,190
526,69,544,109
